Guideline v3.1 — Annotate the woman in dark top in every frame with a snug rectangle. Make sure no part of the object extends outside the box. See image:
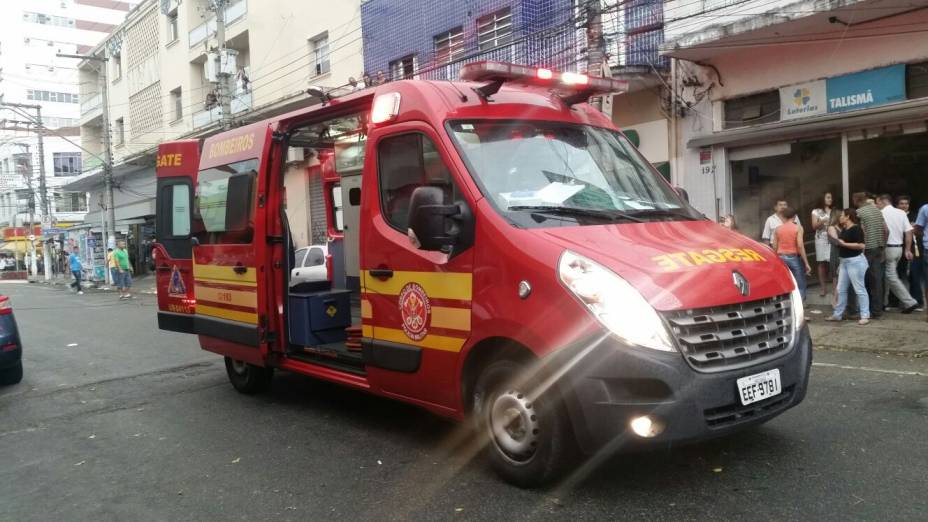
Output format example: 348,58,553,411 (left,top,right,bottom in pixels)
827,208,871,324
